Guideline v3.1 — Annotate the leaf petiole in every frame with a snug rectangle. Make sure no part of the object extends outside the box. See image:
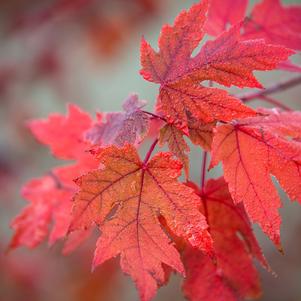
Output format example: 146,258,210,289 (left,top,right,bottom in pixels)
143,138,159,166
